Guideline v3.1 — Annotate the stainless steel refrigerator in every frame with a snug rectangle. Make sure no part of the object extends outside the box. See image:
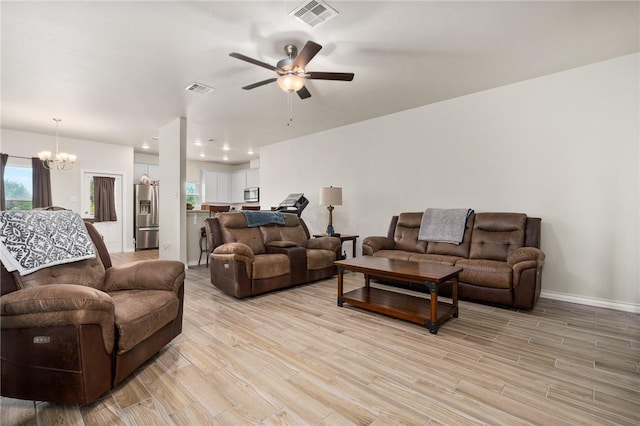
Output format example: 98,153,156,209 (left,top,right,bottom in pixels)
134,184,159,250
